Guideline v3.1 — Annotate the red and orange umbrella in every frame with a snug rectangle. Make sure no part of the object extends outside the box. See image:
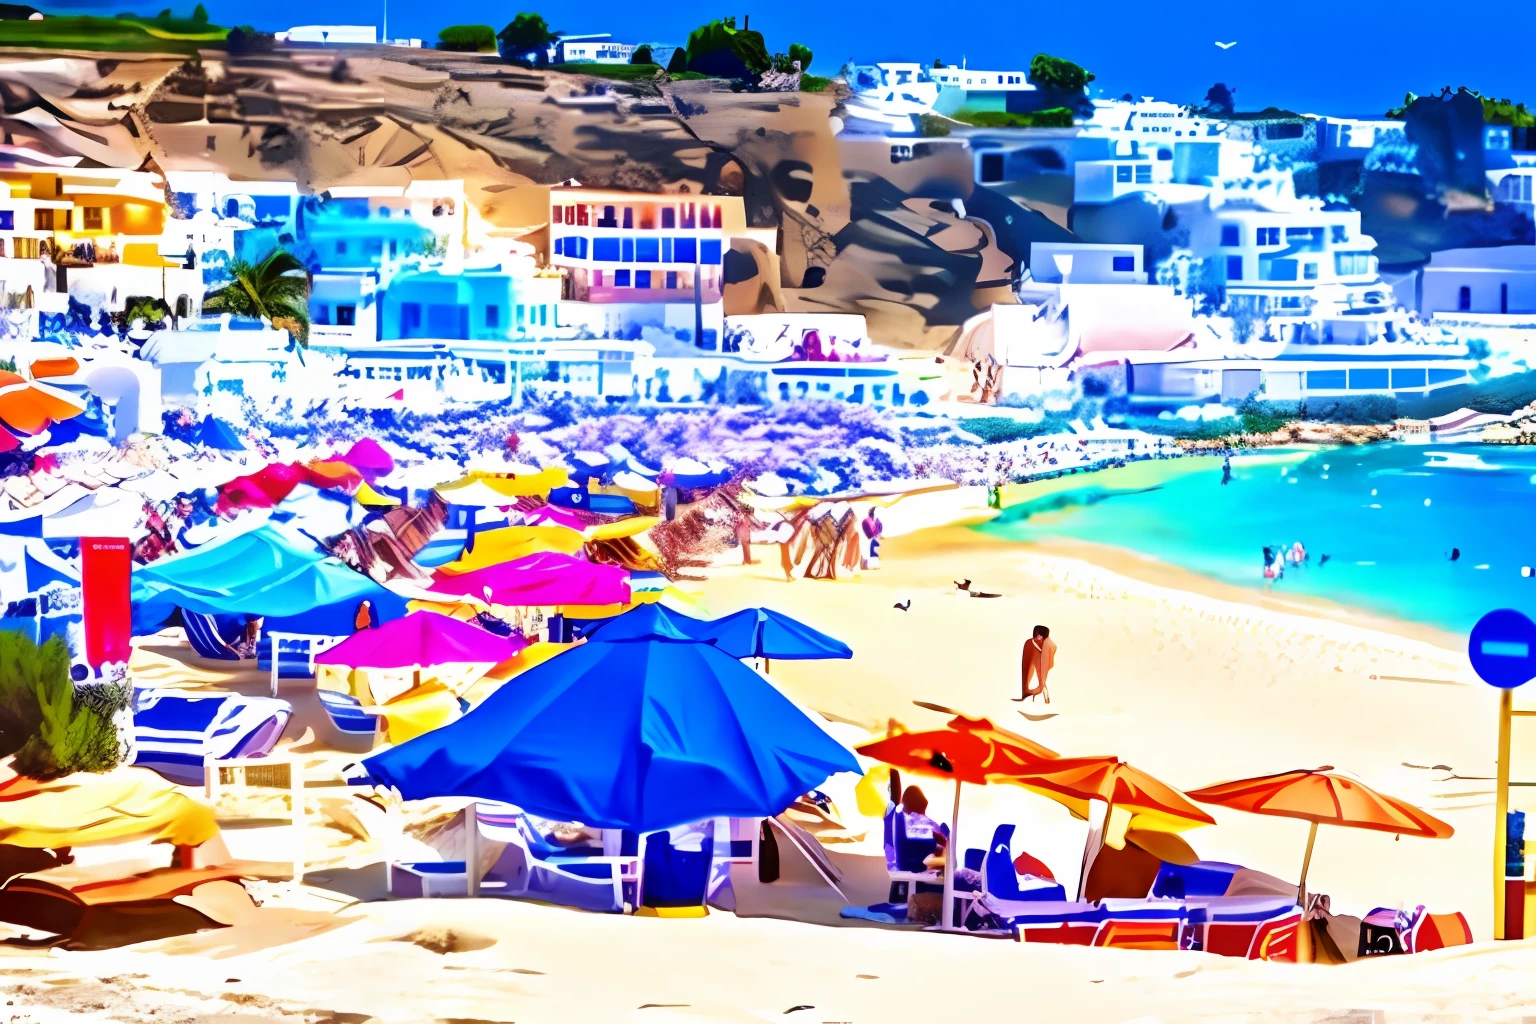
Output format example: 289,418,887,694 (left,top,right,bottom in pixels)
0,371,85,436
856,713,1060,931
1187,767,1453,903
